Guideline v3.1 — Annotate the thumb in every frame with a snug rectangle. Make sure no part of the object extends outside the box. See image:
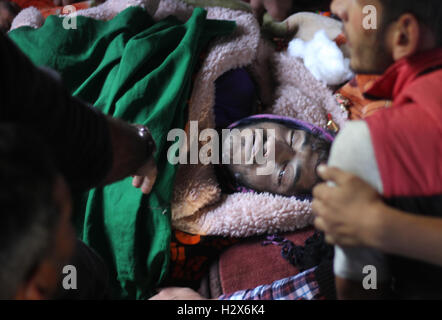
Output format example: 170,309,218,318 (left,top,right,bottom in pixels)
317,165,350,186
